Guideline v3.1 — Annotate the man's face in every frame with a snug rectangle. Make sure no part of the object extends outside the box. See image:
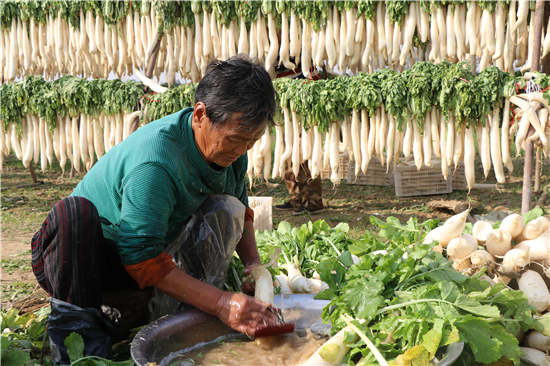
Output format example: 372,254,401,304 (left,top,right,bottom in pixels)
193,103,266,168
